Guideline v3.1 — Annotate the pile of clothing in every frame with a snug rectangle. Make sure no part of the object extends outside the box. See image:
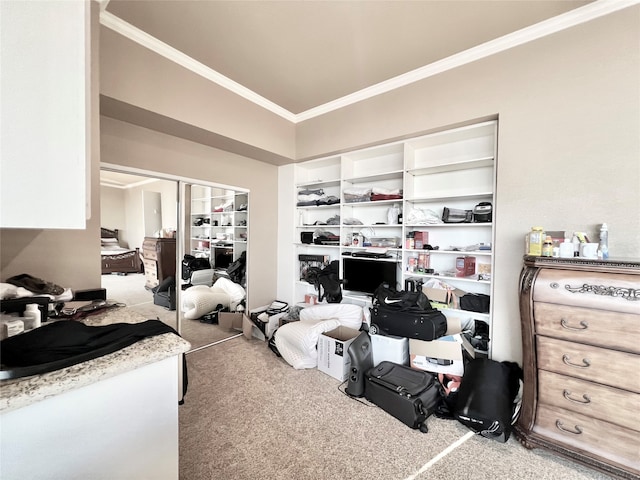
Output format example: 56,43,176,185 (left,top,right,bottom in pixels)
343,186,403,203
296,188,340,207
